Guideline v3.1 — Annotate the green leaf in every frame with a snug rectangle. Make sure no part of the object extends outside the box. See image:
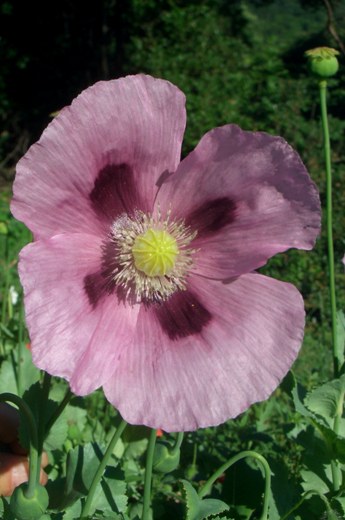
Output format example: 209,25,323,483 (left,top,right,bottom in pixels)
281,371,313,418
304,376,345,428
331,495,345,517
60,498,82,520
268,459,300,520
0,221,8,234
18,381,69,451
181,480,229,520
62,443,127,515
0,347,40,396
300,469,330,494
